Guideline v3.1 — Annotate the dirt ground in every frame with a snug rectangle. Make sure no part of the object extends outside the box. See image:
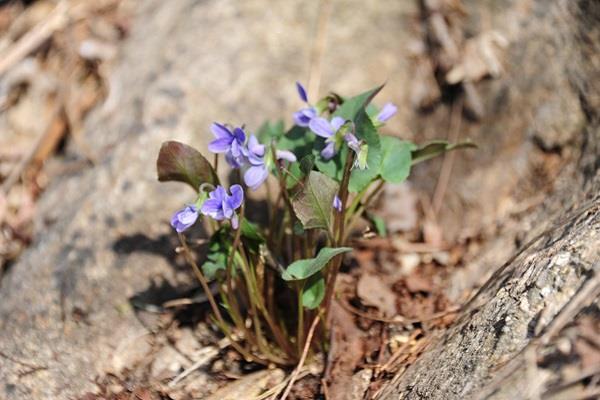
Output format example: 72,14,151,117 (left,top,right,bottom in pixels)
0,1,598,399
